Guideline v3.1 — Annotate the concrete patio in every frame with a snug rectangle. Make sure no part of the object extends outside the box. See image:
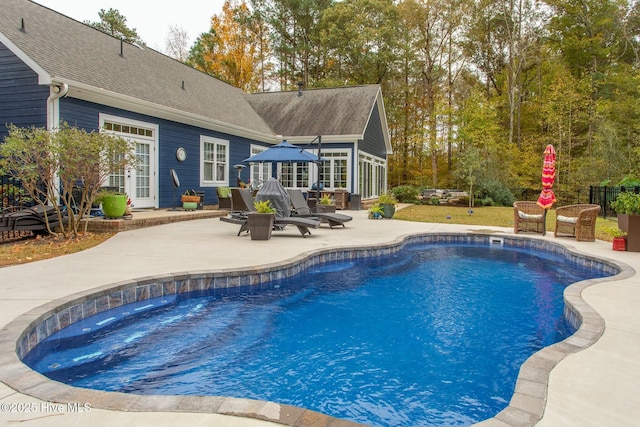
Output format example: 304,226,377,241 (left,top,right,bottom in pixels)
0,208,638,426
